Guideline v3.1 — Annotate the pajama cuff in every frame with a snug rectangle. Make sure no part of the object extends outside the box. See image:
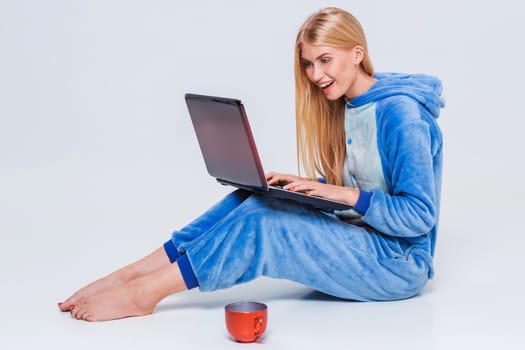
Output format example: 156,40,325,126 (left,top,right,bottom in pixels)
177,255,199,289
354,190,372,215
163,240,199,289
163,240,180,263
